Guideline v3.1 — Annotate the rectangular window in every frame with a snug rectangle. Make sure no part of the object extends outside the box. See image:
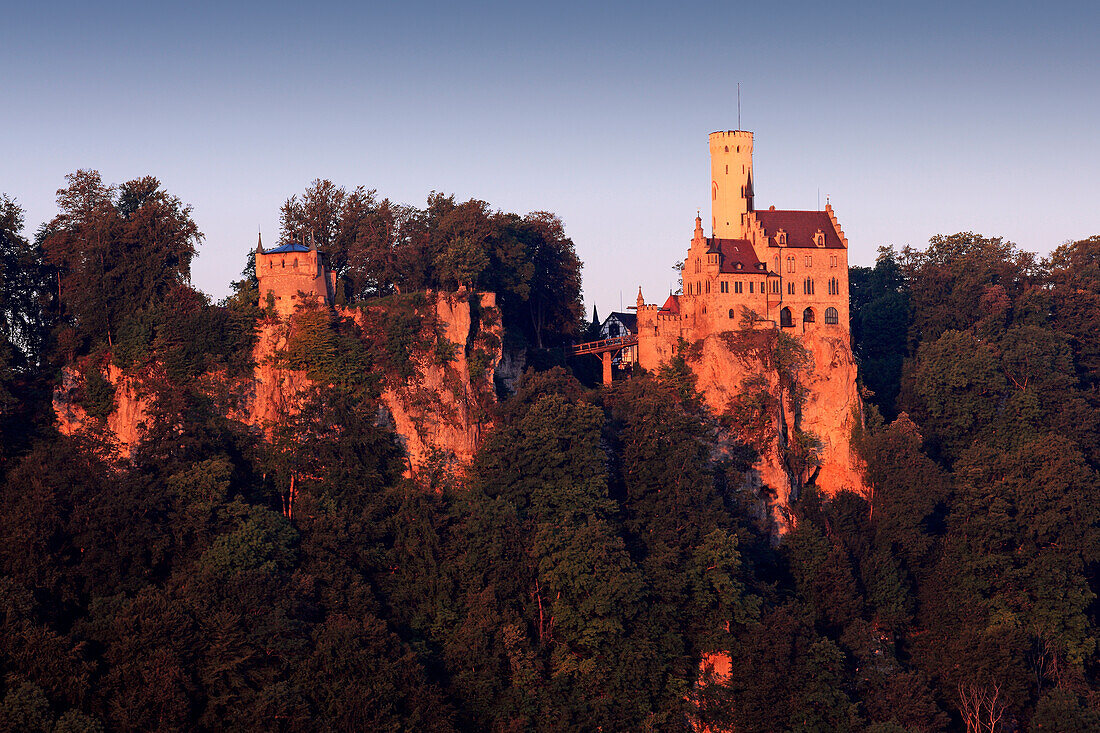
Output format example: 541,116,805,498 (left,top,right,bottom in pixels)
829,255,838,268
804,255,812,268
720,281,728,293
734,281,743,294
787,282,795,295
749,282,754,294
